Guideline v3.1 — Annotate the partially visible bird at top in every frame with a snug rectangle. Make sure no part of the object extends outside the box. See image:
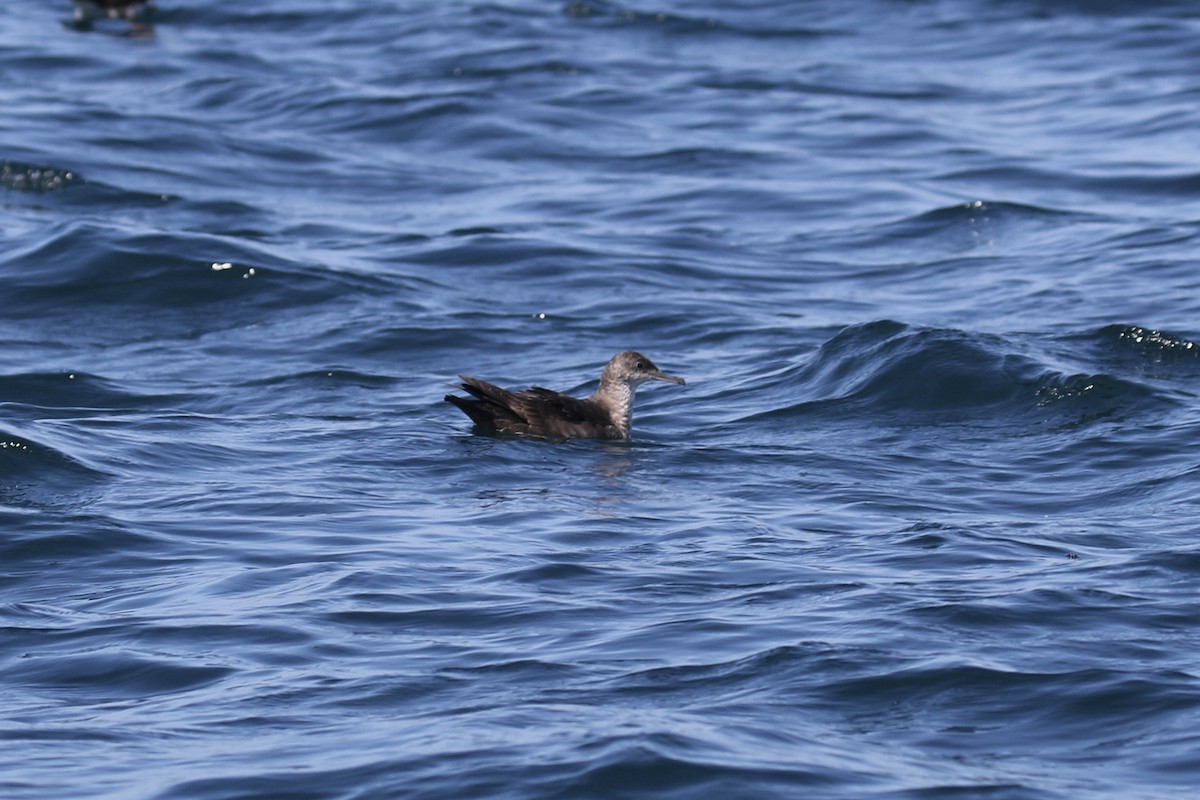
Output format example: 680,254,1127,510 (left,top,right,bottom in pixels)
444,351,686,441
72,0,152,26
